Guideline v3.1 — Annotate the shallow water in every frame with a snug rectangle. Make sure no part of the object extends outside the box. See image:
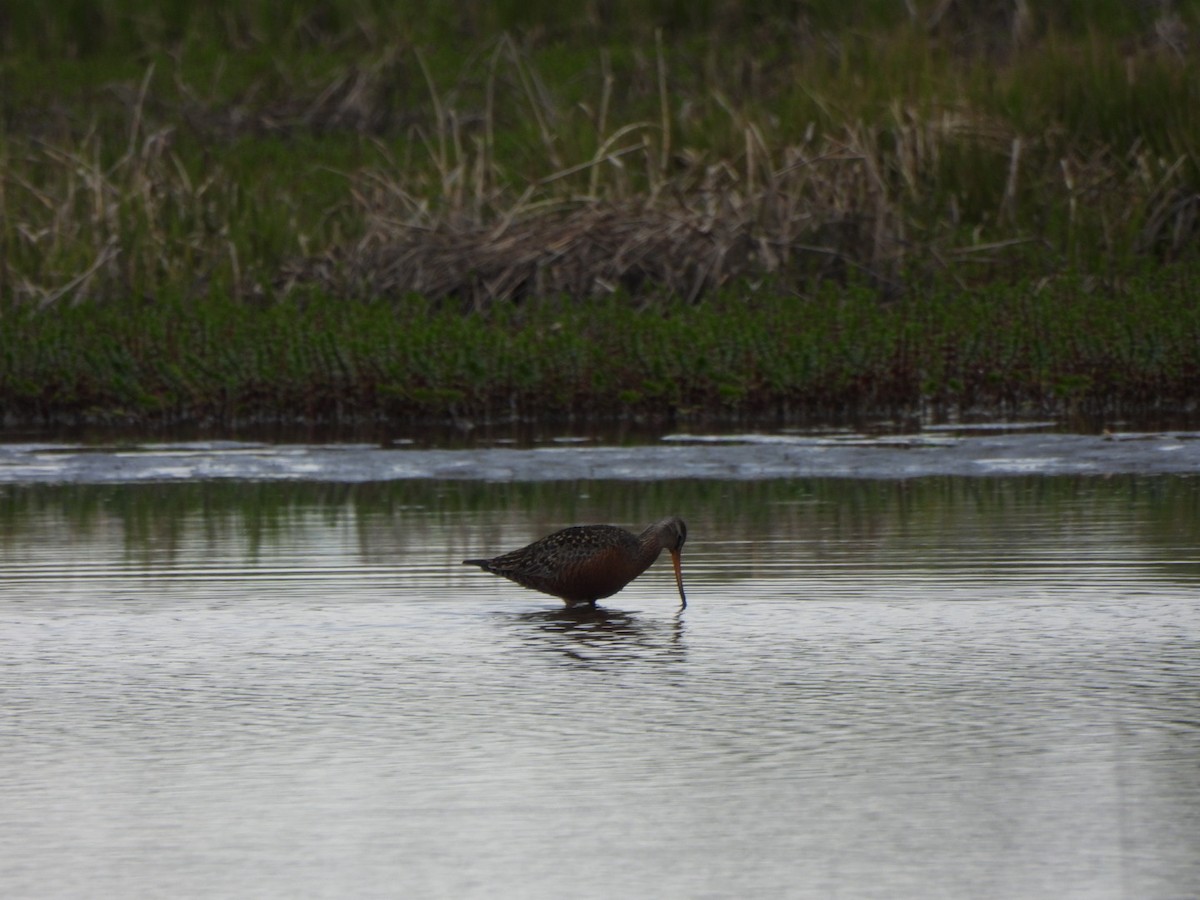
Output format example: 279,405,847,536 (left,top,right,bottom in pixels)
2,463,1200,898
4,427,1200,482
